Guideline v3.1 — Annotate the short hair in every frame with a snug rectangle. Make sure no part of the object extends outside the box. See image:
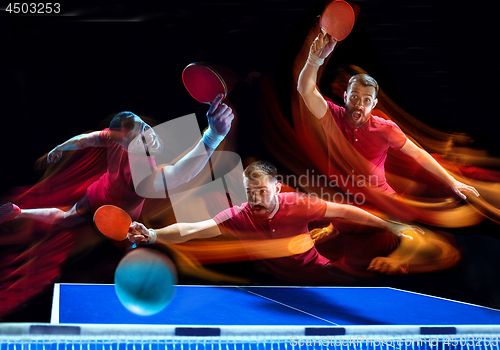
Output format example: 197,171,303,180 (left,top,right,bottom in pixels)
347,74,379,96
243,161,278,181
109,111,137,131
